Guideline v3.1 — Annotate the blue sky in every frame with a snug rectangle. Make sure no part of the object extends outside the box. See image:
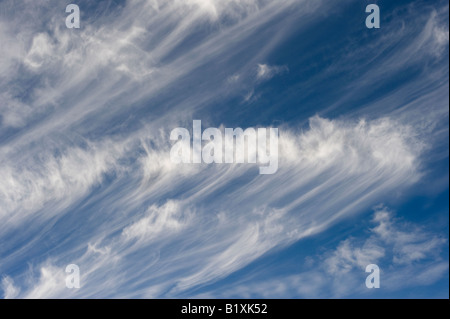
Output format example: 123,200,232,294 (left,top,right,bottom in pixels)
0,0,448,298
